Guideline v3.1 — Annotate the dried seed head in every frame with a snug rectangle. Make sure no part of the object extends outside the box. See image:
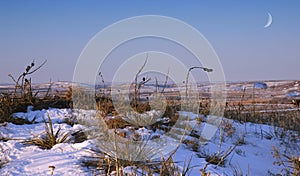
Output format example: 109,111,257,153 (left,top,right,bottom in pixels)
49,166,55,169
49,166,55,175
26,66,31,72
